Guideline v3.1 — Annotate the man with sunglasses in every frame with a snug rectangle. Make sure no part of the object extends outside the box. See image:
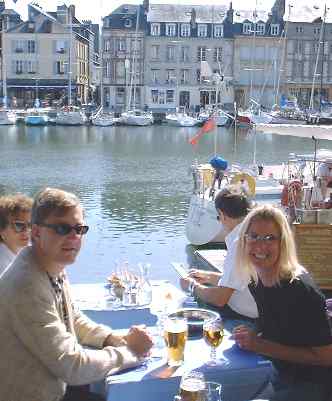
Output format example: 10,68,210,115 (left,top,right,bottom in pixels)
180,186,258,326
0,187,153,401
